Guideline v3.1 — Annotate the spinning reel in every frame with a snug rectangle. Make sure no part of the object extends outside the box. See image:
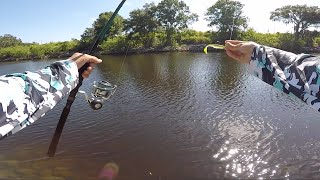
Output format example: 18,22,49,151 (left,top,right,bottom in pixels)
79,80,117,110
